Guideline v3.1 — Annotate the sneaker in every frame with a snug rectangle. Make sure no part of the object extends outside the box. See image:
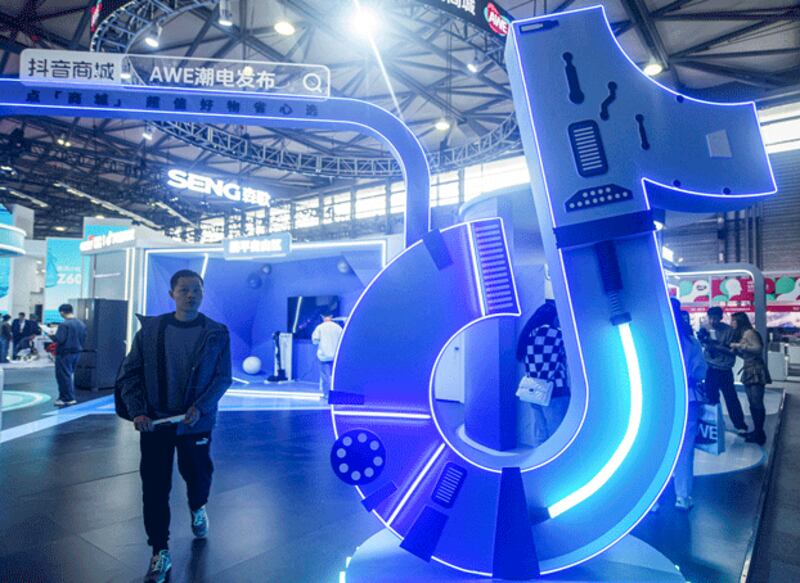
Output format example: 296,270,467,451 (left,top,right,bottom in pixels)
675,496,694,511
144,550,171,583
53,399,66,407
192,506,209,538
745,432,767,445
